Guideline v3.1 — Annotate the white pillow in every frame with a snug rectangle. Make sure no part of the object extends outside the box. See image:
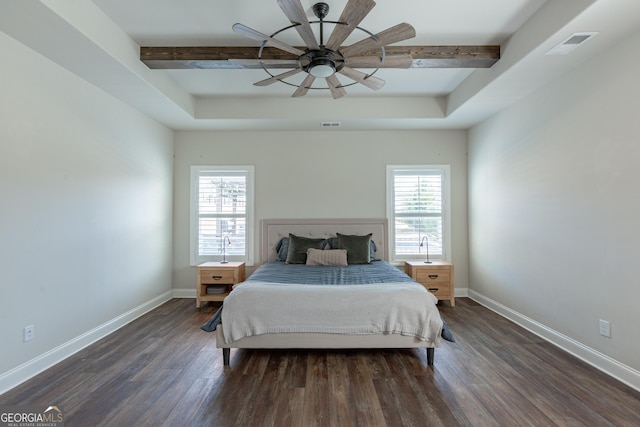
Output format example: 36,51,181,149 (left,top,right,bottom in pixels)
306,248,348,266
